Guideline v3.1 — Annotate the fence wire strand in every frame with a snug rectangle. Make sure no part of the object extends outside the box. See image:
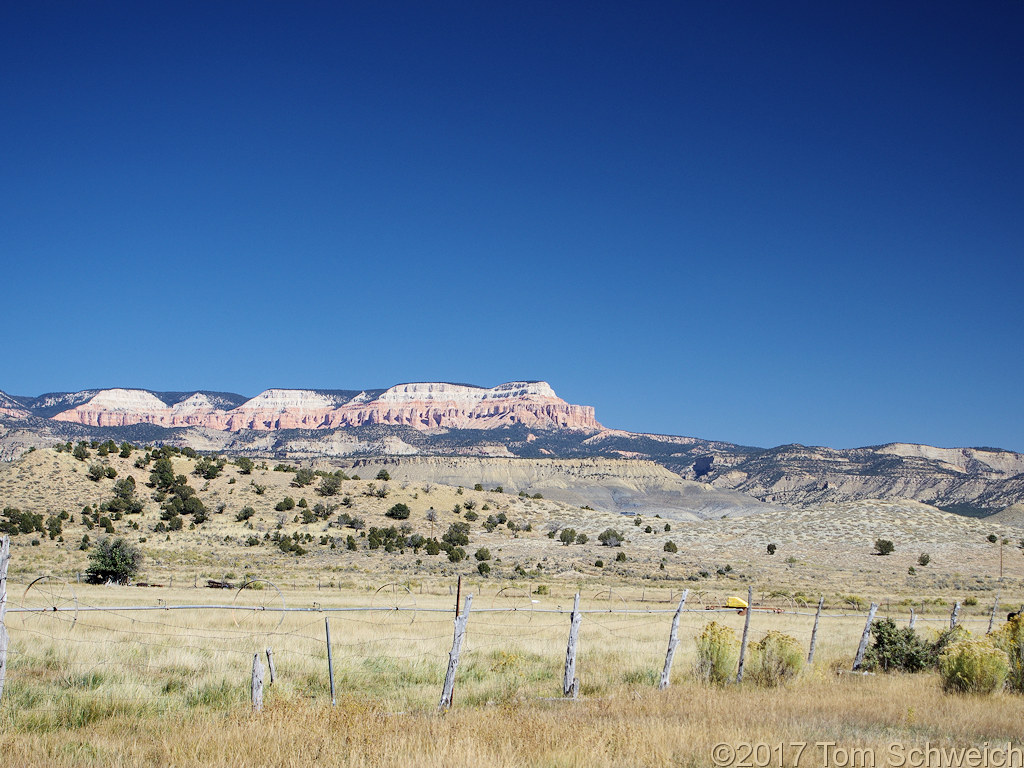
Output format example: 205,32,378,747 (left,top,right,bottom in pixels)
1,585,1017,718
